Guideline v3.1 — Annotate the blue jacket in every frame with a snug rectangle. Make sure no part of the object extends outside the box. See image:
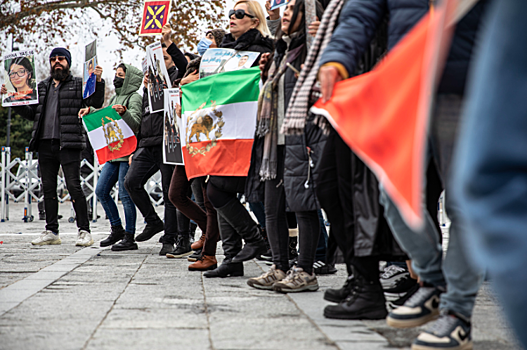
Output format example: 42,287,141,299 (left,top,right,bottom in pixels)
320,0,487,95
